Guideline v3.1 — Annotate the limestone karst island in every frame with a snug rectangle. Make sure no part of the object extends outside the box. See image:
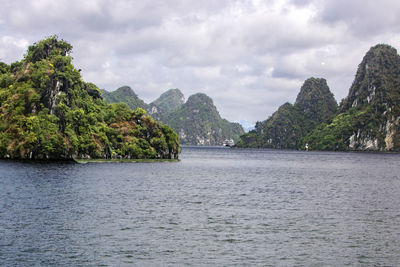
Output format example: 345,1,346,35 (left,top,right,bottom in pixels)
237,44,400,152
0,37,180,160
102,87,244,146
1,37,400,160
